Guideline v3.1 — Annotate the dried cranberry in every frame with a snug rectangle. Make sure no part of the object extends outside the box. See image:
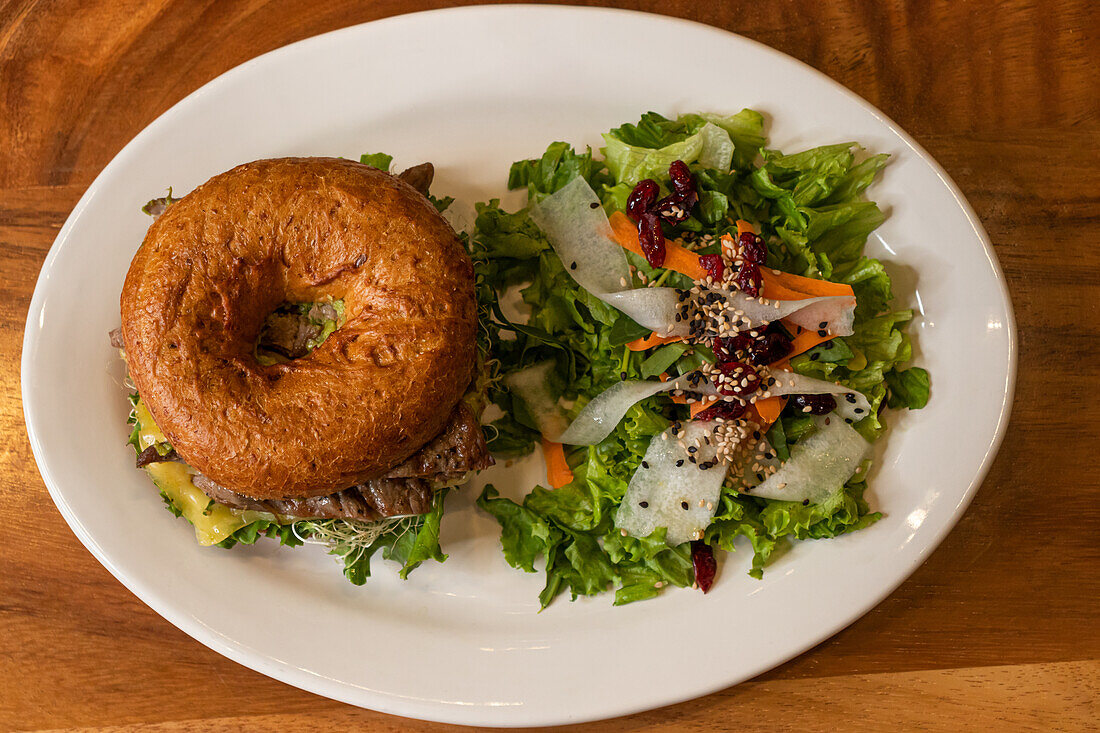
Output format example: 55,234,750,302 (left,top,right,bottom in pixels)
669,160,695,197
747,331,793,366
627,179,659,221
713,333,754,362
695,398,748,421
716,360,761,396
690,541,716,593
789,393,837,415
679,188,699,211
637,212,666,268
739,231,767,265
698,254,724,281
654,193,692,223
735,263,762,296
